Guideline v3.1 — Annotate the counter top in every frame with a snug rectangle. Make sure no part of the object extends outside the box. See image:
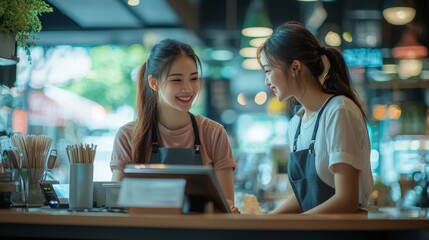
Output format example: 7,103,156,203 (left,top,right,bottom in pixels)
0,207,428,240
